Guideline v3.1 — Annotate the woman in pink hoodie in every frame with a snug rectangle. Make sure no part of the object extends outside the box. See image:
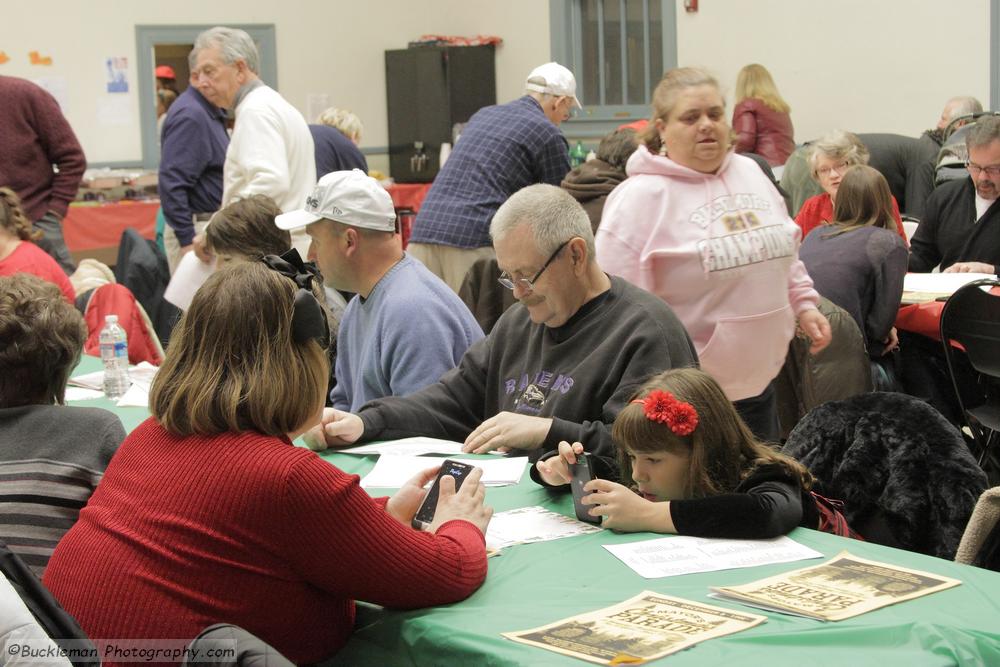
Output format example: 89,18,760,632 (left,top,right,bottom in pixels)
596,67,831,442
